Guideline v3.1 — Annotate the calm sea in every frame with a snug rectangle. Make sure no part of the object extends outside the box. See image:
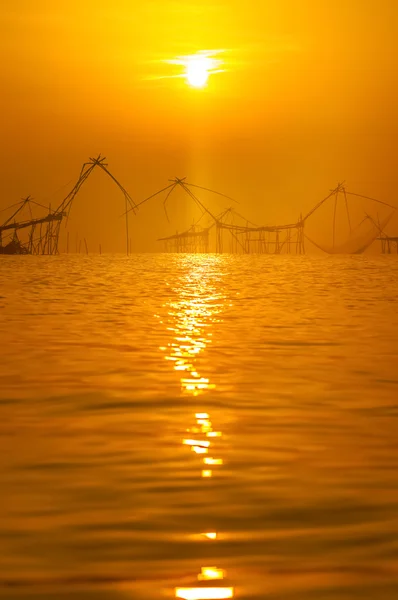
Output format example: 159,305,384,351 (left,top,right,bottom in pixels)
0,254,398,600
